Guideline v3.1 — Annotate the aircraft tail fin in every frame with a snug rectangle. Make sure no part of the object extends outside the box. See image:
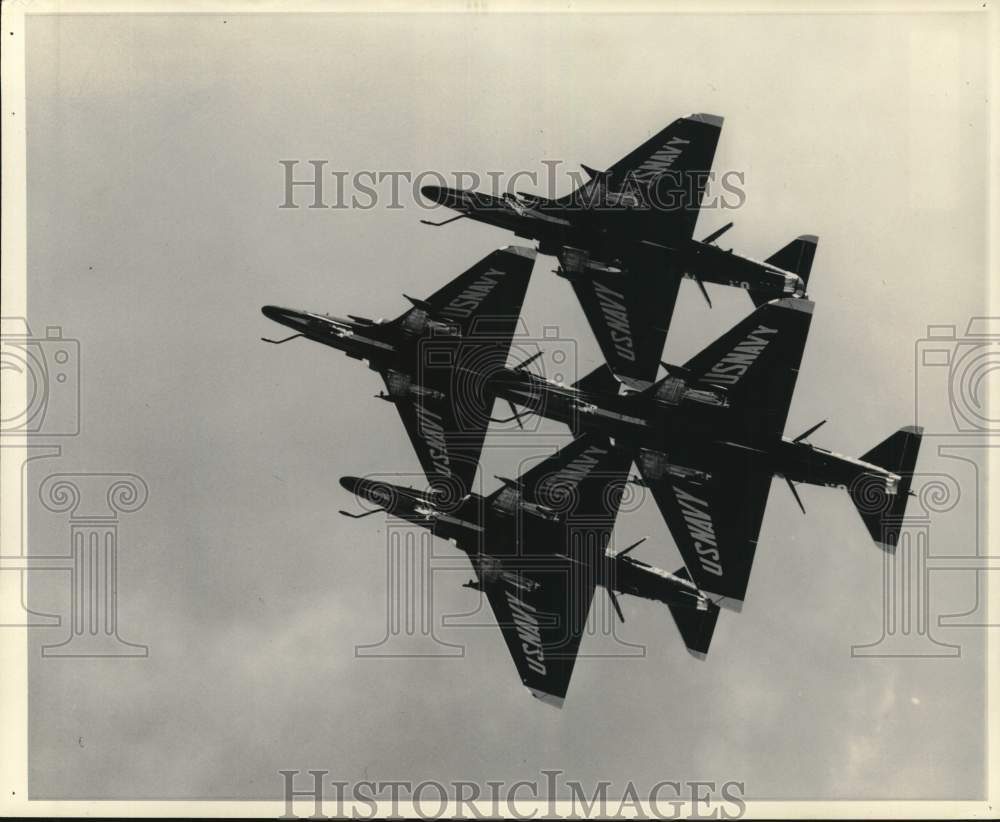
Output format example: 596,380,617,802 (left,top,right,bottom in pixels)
750,235,819,307
848,426,924,551
666,568,721,658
